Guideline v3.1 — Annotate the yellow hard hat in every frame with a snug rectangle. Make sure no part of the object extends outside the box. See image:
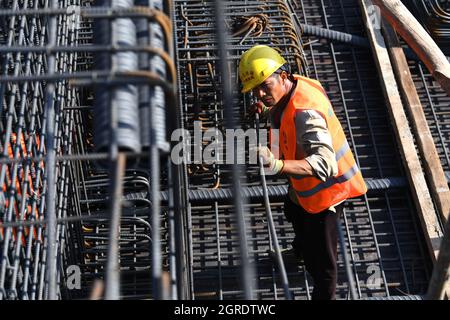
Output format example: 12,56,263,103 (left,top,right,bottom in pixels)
239,45,287,93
